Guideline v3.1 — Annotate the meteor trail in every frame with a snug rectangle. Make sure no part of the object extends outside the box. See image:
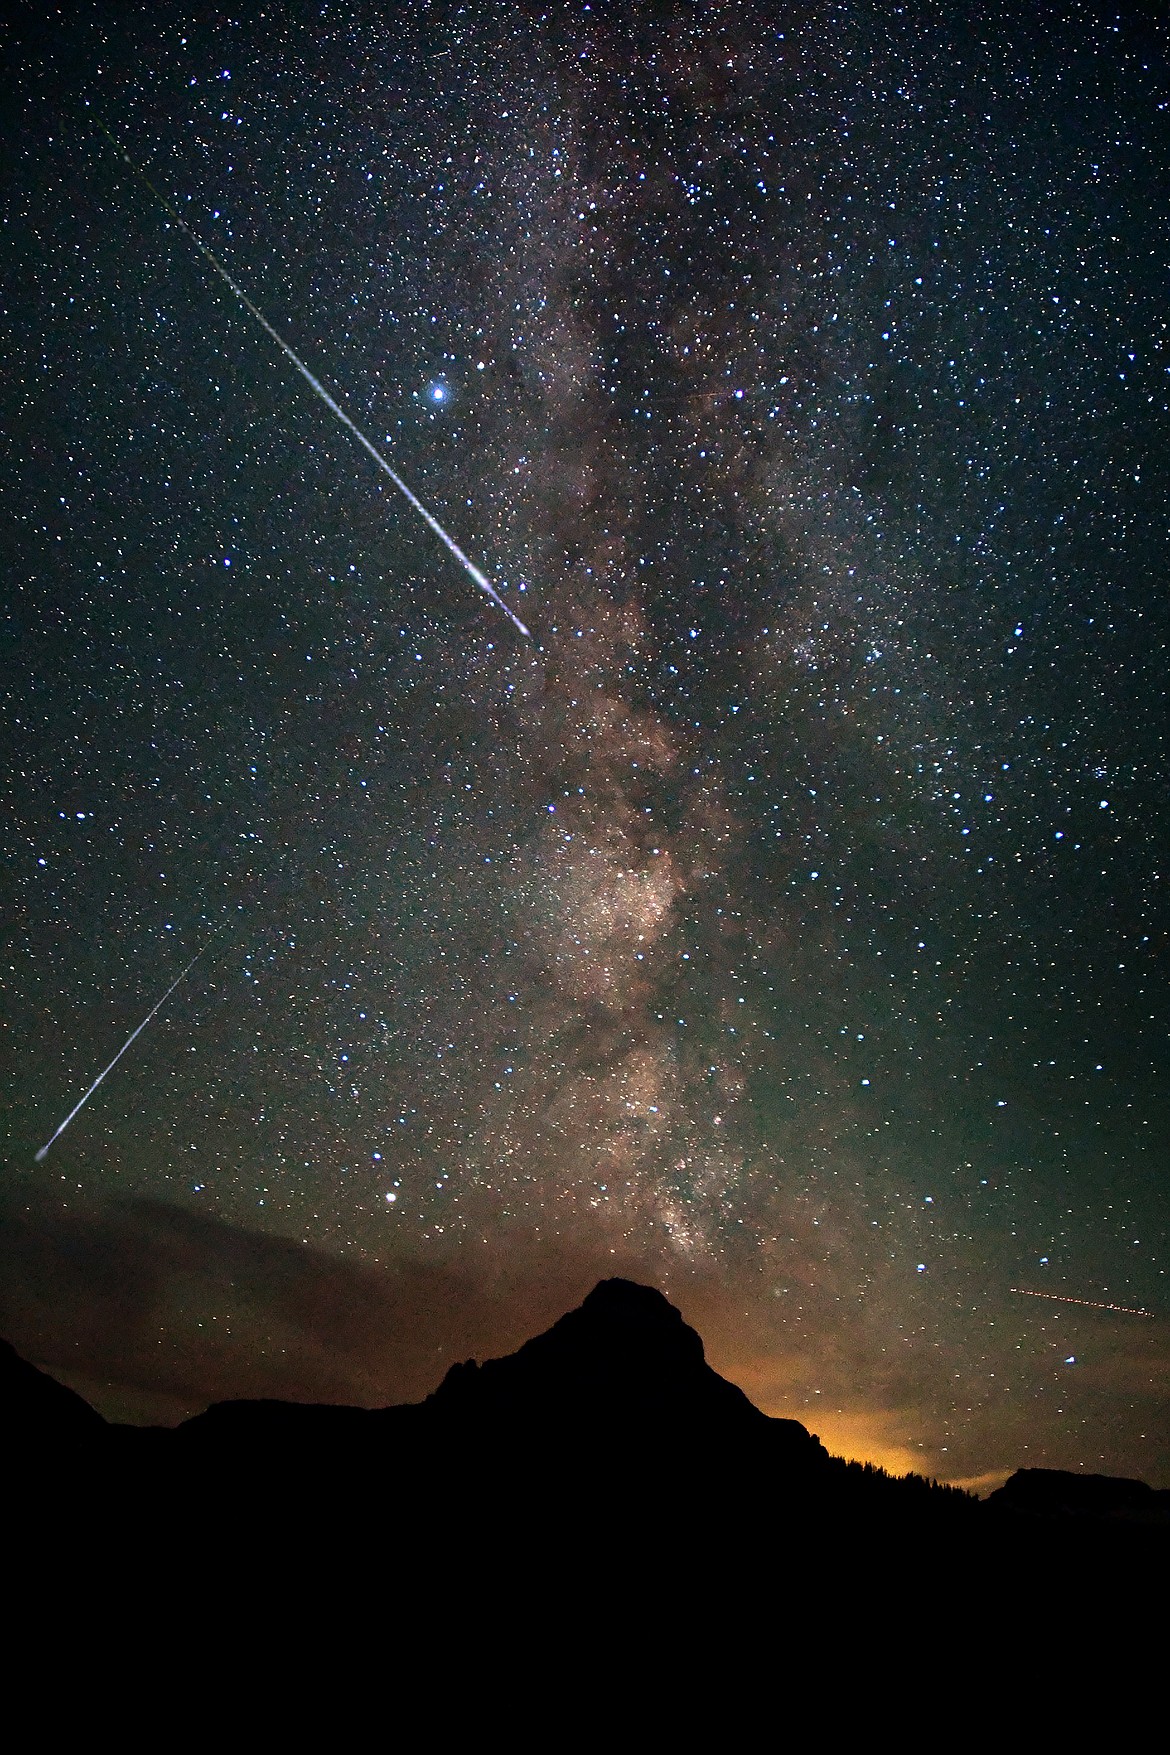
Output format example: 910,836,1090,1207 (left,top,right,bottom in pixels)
90,114,532,641
34,921,230,1163
1010,1287,1152,1317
